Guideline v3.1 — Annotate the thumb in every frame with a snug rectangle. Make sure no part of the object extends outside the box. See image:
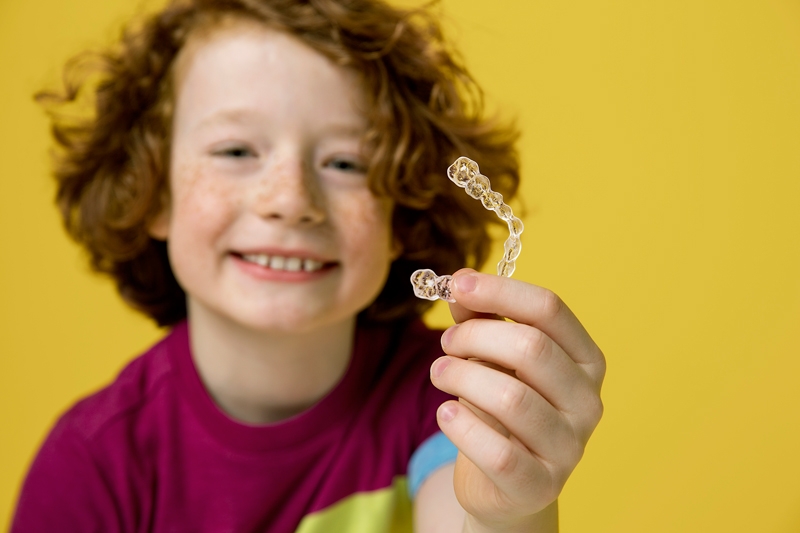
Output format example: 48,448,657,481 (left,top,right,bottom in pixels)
447,269,504,324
